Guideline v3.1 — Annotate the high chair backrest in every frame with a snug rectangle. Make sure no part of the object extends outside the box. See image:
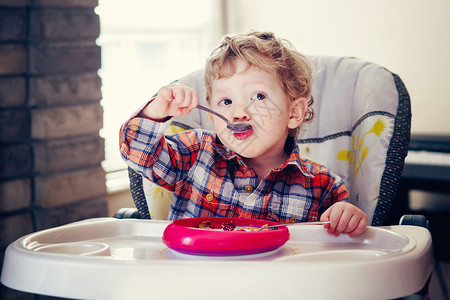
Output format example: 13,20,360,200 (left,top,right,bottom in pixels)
128,56,411,226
